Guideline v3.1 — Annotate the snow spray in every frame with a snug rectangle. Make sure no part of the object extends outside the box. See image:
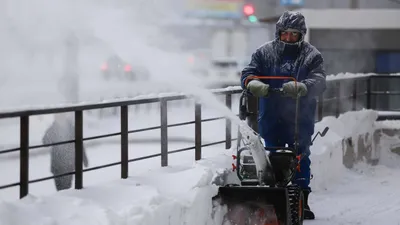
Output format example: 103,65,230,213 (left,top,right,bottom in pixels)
148,56,269,176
